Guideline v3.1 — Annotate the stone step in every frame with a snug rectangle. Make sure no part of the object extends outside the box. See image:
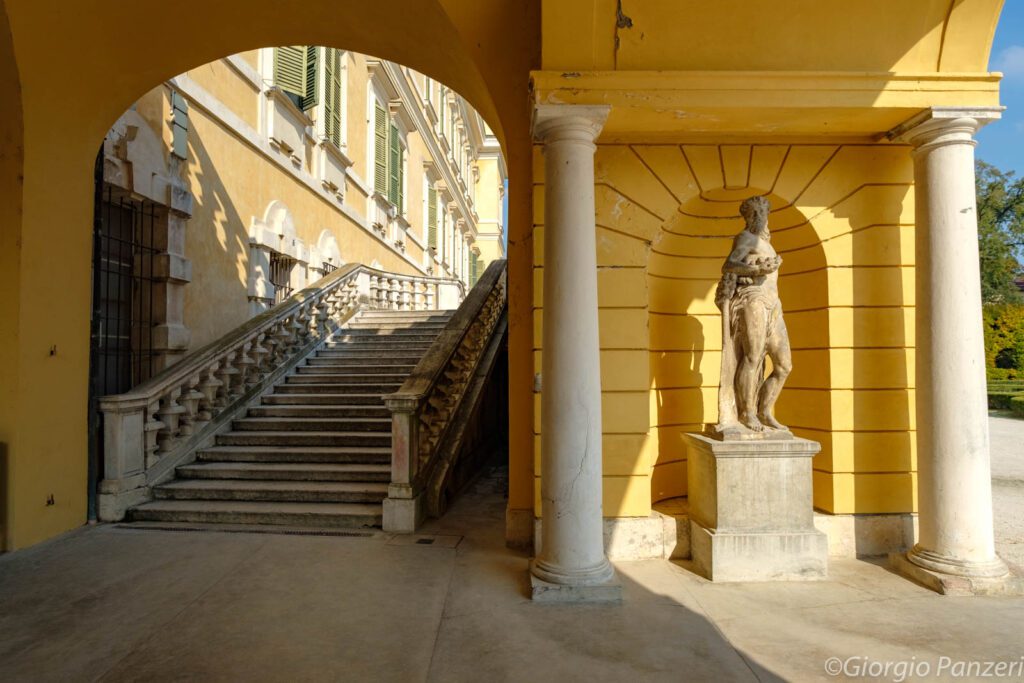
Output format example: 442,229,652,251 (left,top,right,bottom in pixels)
178,461,391,482
196,445,390,464
338,326,445,337
273,383,401,394
296,364,415,375
286,373,409,385
216,431,391,447
231,417,391,433
307,354,424,365
127,500,383,529
356,311,451,320
249,404,390,418
262,393,388,405
345,322,448,331
153,479,388,504
329,335,438,344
